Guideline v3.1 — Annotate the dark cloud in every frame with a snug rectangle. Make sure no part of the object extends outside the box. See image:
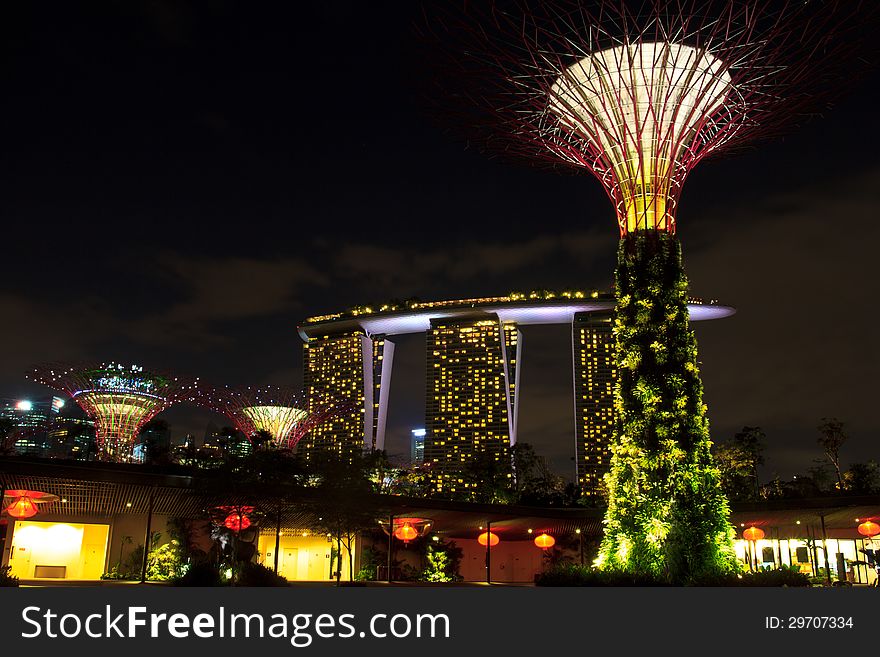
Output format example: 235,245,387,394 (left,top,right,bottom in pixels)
1,294,113,373
685,168,880,476
332,229,609,291
129,254,328,346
